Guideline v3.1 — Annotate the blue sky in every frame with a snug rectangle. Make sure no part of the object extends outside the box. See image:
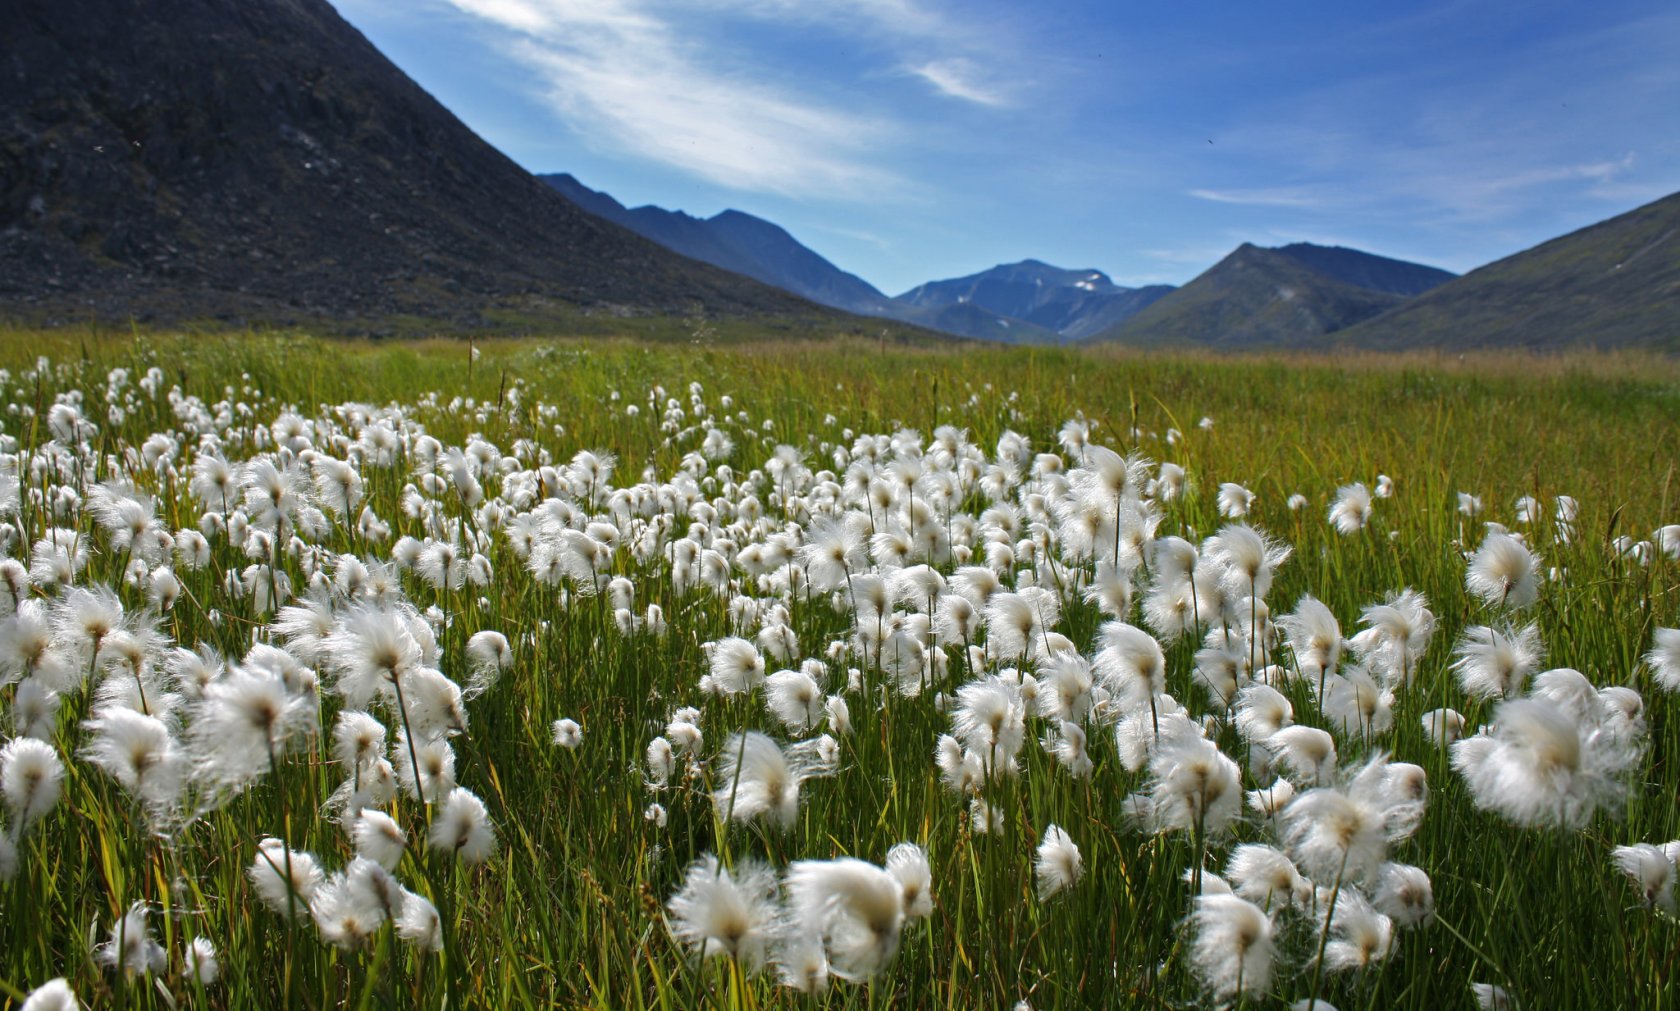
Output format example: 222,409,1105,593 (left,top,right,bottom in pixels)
333,0,1679,295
